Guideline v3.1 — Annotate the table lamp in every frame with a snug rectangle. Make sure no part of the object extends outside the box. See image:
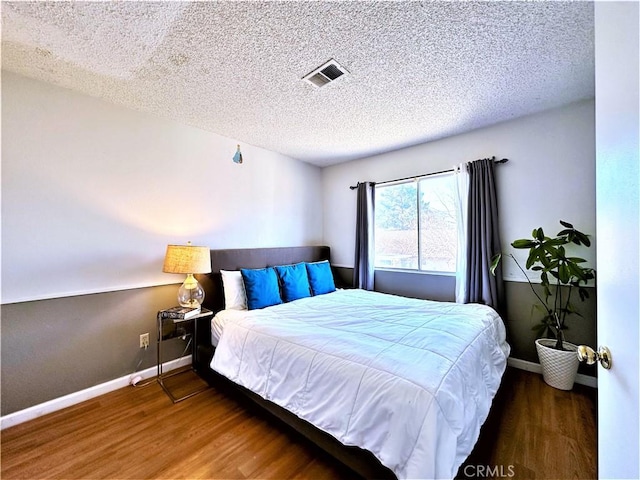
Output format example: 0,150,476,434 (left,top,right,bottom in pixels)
162,242,212,308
